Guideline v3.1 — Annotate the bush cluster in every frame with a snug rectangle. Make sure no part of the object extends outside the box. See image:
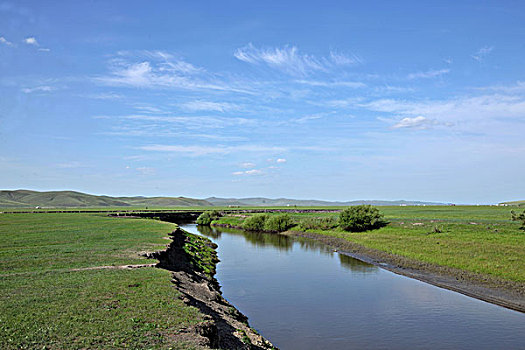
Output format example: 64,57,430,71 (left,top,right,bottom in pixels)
510,210,525,230
241,214,294,232
242,214,269,231
339,205,387,232
196,210,222,225
264,214,294,232
298,216,339,231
